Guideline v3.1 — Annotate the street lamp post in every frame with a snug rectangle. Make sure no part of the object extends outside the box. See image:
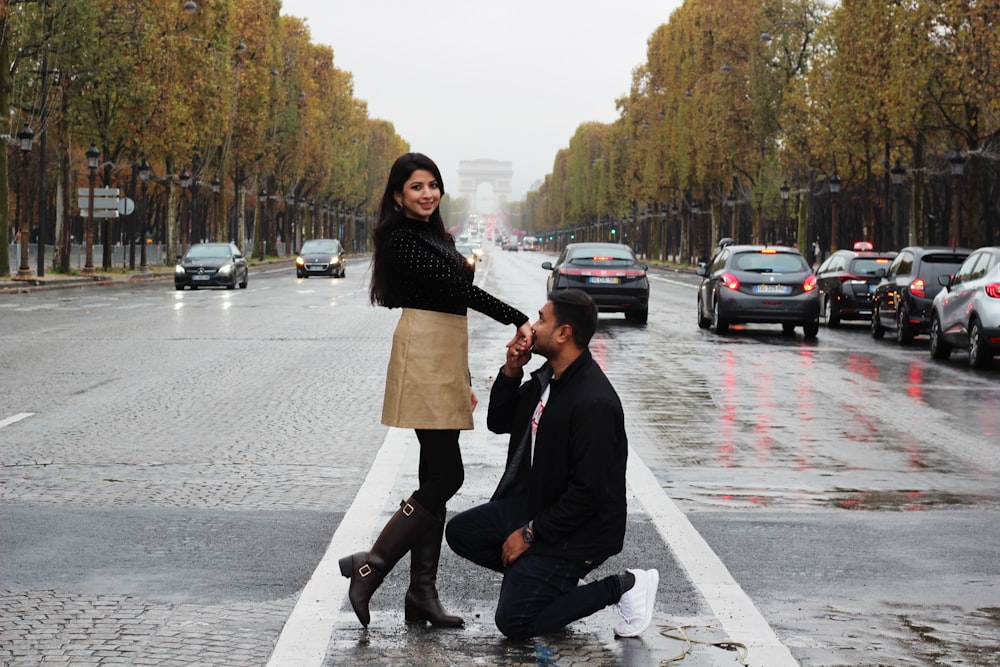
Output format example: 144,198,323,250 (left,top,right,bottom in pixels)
780,182,790,245
948,150,965,248
138,160,151,271
83,144,100,276
829,173,842,253
891,160,905,250
210,176,221,242
258,190,268,260
15,124,34,279
179,170,191,255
